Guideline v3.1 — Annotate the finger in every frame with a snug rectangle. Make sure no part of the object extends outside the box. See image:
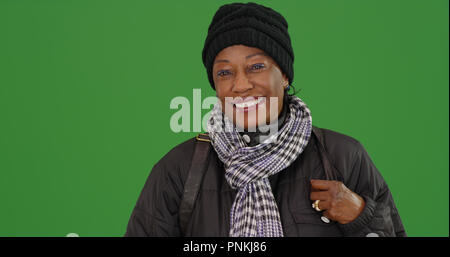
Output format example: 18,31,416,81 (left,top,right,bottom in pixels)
318,200,331,211
310,179,332,191
323,209,333,220
310,191,329,201
312,199,331,211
